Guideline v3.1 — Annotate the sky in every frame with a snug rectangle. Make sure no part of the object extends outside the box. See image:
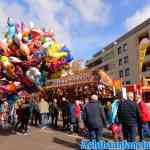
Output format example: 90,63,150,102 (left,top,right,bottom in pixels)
0,0,150,62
